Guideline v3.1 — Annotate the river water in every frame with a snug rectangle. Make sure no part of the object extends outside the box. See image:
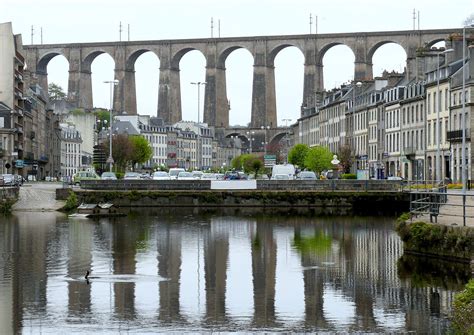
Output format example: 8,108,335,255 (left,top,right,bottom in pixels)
0,209,470,334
